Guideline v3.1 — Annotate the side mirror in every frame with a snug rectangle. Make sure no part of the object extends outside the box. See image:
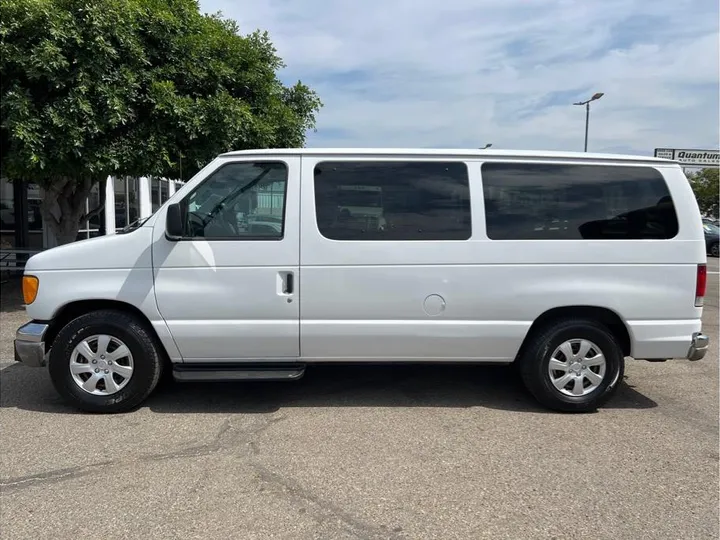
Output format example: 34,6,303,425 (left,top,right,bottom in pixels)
165,203,184,240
